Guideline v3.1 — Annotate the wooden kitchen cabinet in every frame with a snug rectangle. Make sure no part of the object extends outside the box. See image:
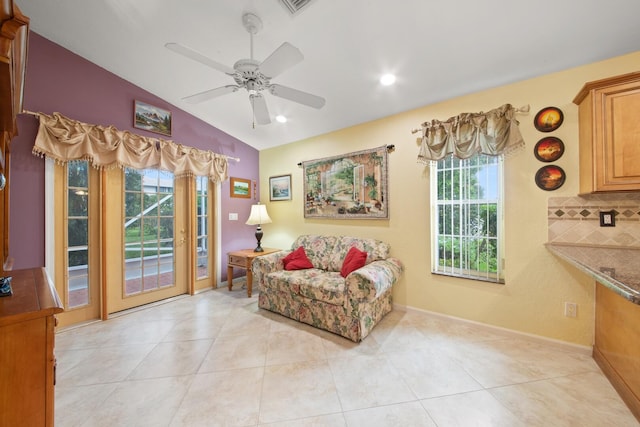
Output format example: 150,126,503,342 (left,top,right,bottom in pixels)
593,282,640,421
573,71,640,193
0,268,63,426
